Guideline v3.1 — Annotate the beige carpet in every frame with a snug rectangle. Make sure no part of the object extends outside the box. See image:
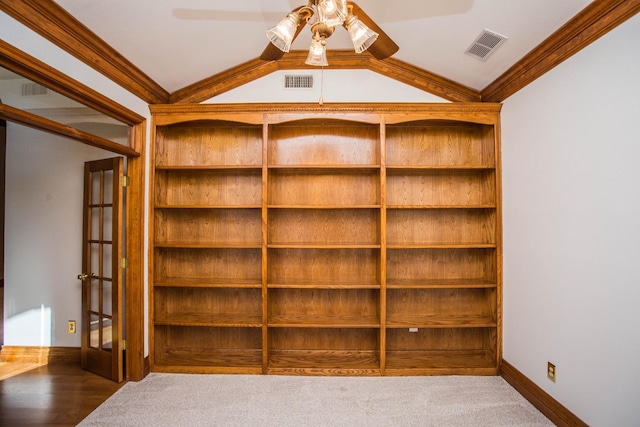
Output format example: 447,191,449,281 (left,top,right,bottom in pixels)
79,373,553,426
